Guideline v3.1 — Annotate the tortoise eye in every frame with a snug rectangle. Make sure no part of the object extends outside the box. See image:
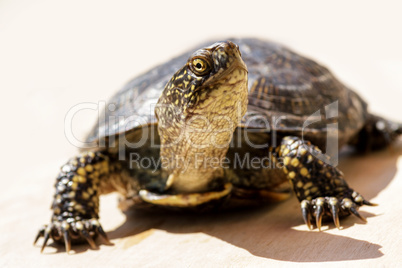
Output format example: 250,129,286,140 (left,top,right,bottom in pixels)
191,58,211,75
